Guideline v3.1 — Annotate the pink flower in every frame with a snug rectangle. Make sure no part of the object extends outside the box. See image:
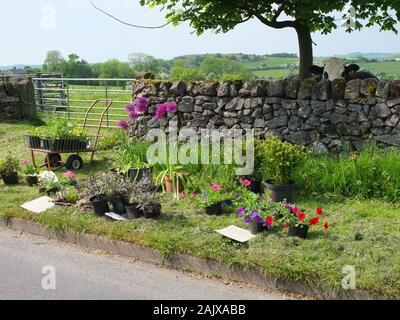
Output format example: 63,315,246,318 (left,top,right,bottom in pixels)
191,192,197,198
22,160,30,166
155,103,168,120
125,103,136,113
211,184,221,191
63,171,76,180
241,178,251,187
135,97,148,113
129,110,139,120
117,120,130,131
166,102,177,112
